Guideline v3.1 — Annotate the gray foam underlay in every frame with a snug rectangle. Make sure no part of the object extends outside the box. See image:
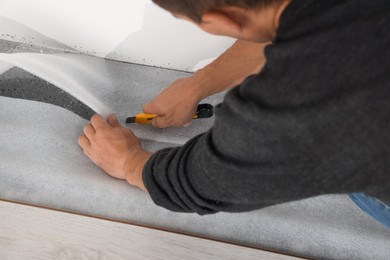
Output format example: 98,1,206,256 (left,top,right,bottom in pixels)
0,49,389,259
1,96,390,260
